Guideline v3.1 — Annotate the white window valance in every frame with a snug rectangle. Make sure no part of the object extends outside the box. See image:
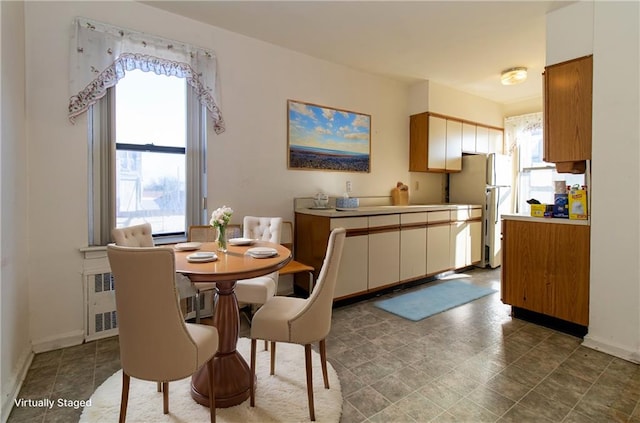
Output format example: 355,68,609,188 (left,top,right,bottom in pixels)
69,17,225,134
